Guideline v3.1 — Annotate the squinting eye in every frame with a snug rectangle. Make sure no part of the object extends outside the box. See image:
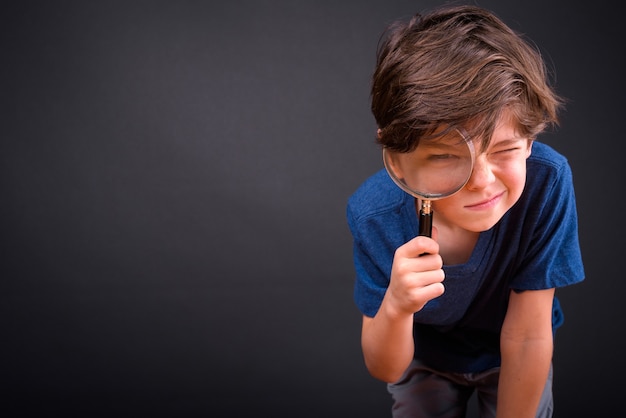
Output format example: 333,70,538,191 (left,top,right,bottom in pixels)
495,148,520,154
